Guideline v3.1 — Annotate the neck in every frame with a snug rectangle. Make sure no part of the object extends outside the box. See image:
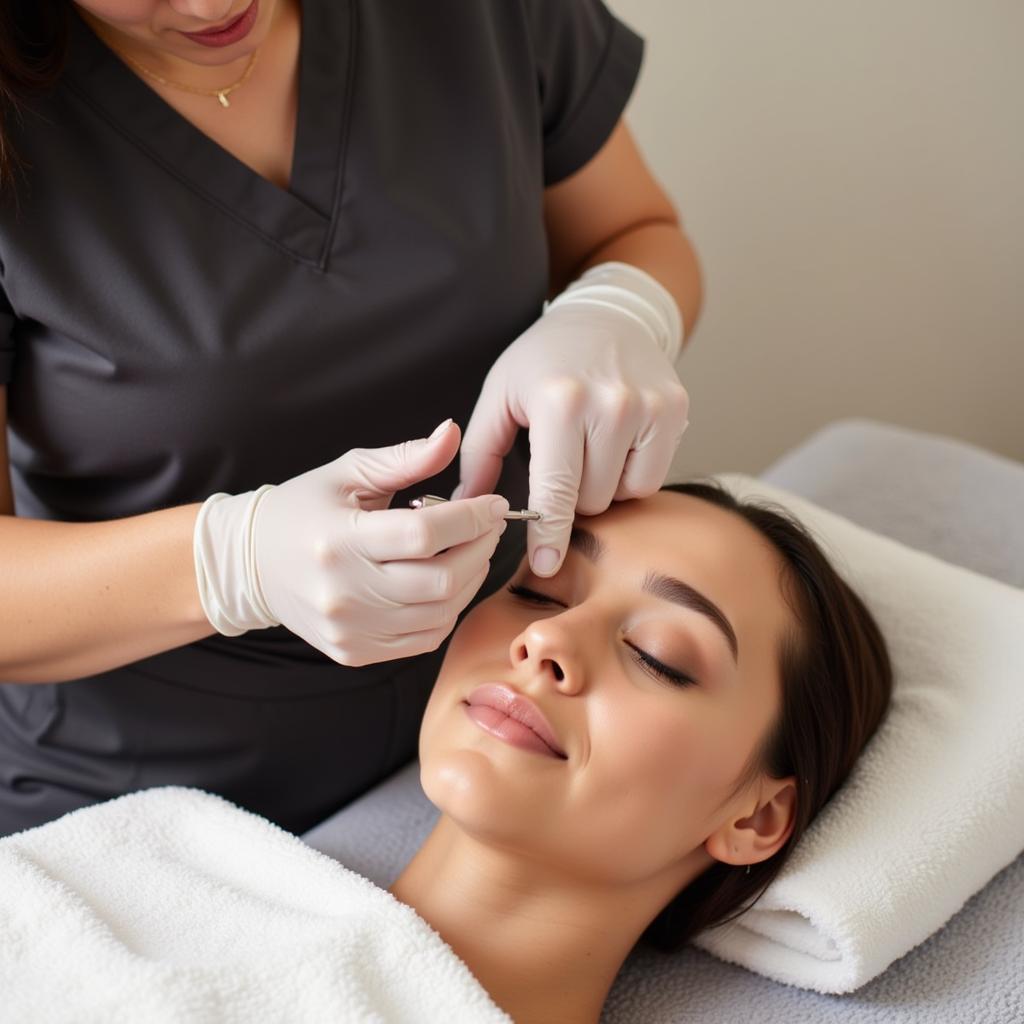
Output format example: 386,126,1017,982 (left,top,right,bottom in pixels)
388,815,690,1024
